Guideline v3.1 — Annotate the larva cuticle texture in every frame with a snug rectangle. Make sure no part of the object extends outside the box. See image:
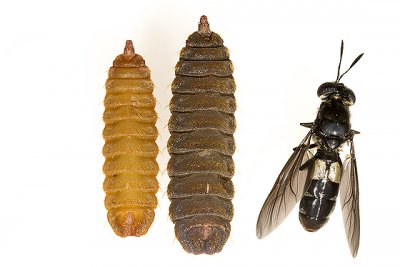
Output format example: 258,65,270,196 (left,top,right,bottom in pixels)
103,40,159,237
167,16,236,255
